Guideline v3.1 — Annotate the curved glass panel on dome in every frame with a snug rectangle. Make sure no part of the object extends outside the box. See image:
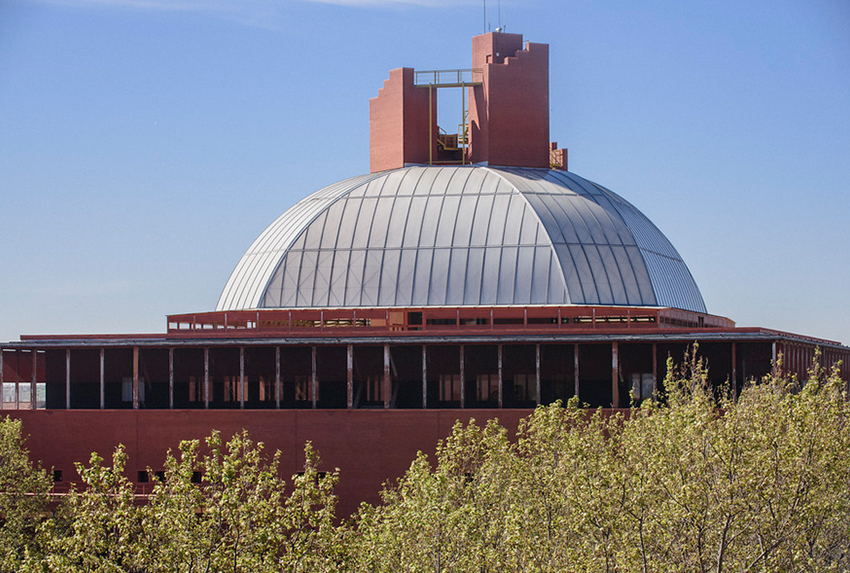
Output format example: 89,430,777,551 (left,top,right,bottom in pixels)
216,165,706,314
